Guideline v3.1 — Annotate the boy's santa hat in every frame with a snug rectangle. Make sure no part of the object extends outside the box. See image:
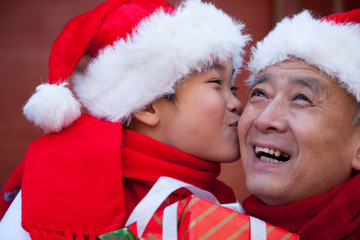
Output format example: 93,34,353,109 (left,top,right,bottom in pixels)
23,0,250,133
247,8,360,100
